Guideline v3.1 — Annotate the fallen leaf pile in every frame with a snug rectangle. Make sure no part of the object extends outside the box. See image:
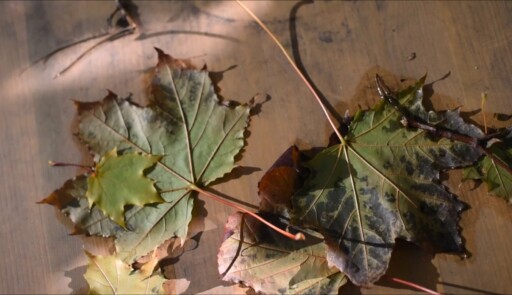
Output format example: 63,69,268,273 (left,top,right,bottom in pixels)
41,49,512,294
